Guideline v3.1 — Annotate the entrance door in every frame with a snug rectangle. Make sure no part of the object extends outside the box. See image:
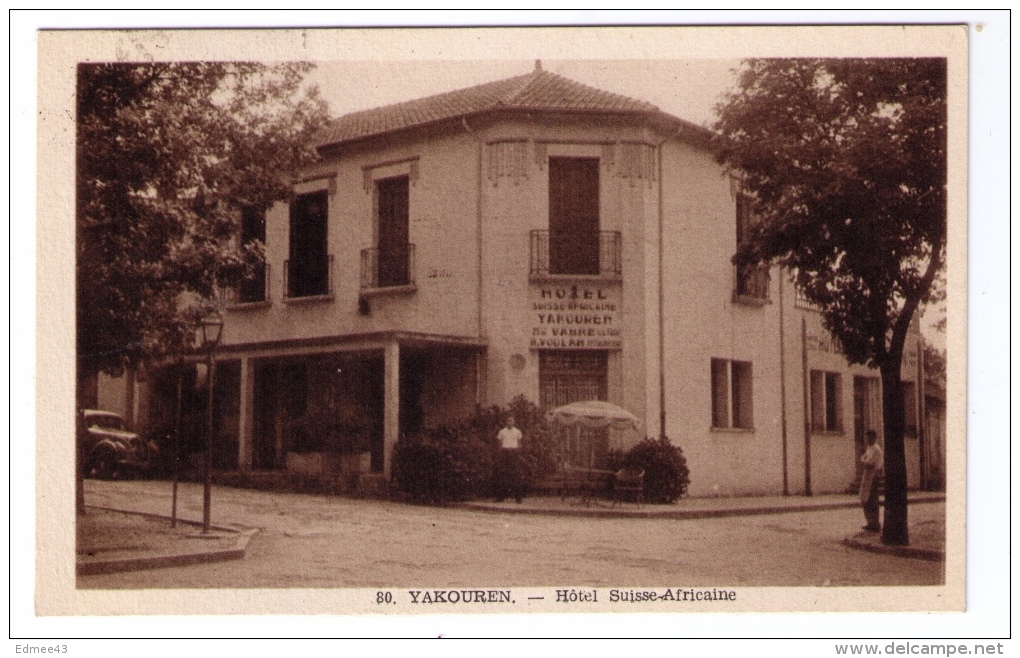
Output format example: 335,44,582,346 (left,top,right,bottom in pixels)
539,351,609,468
853,376,880,485
548,157,600,275
376,176,410,287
